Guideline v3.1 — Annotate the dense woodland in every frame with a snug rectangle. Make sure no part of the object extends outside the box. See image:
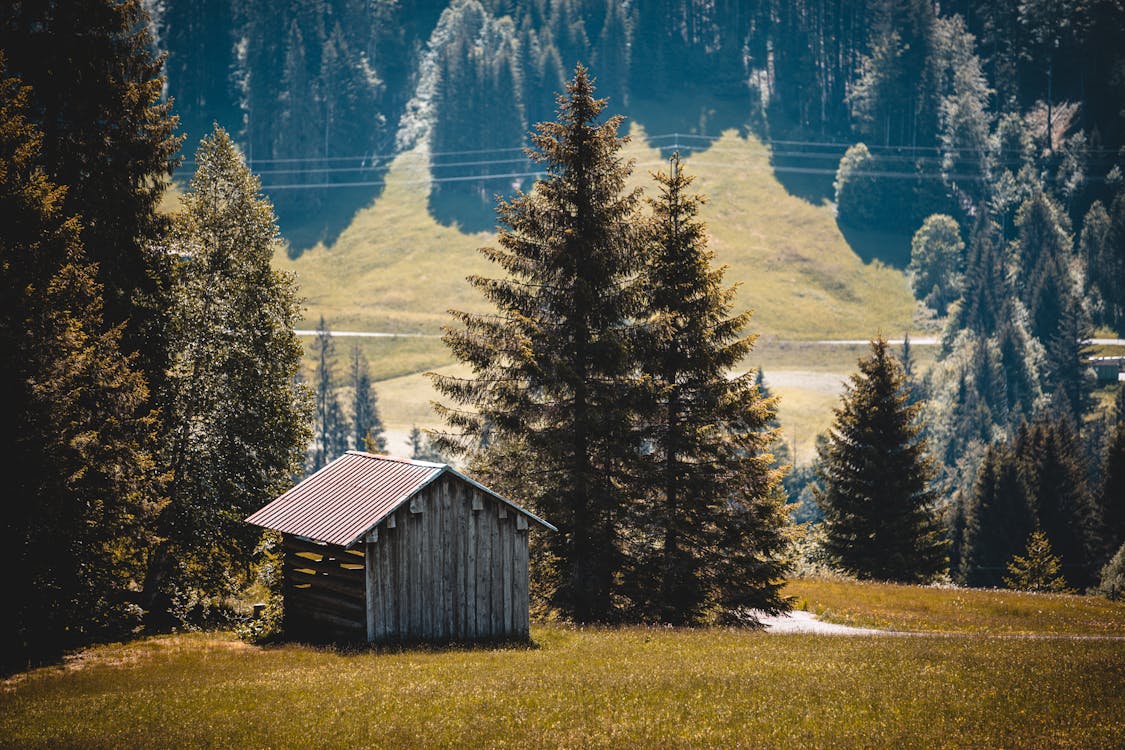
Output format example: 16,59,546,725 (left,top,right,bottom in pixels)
2,0,1124,671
